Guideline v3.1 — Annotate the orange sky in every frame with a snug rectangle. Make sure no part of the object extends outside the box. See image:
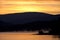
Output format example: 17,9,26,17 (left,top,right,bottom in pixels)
0,0,60,15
